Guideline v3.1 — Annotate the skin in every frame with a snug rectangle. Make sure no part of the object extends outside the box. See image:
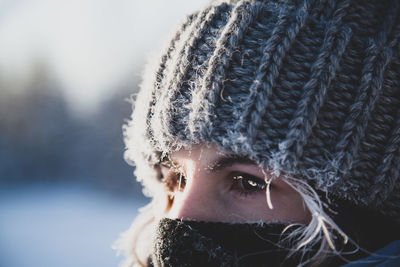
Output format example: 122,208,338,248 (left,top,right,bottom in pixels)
160,145,310,224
